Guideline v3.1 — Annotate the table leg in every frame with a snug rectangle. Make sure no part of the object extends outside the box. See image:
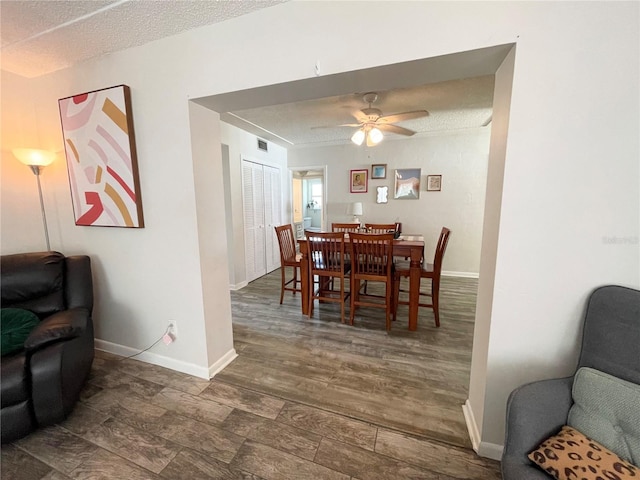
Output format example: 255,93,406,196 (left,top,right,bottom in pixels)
408,252,422,331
